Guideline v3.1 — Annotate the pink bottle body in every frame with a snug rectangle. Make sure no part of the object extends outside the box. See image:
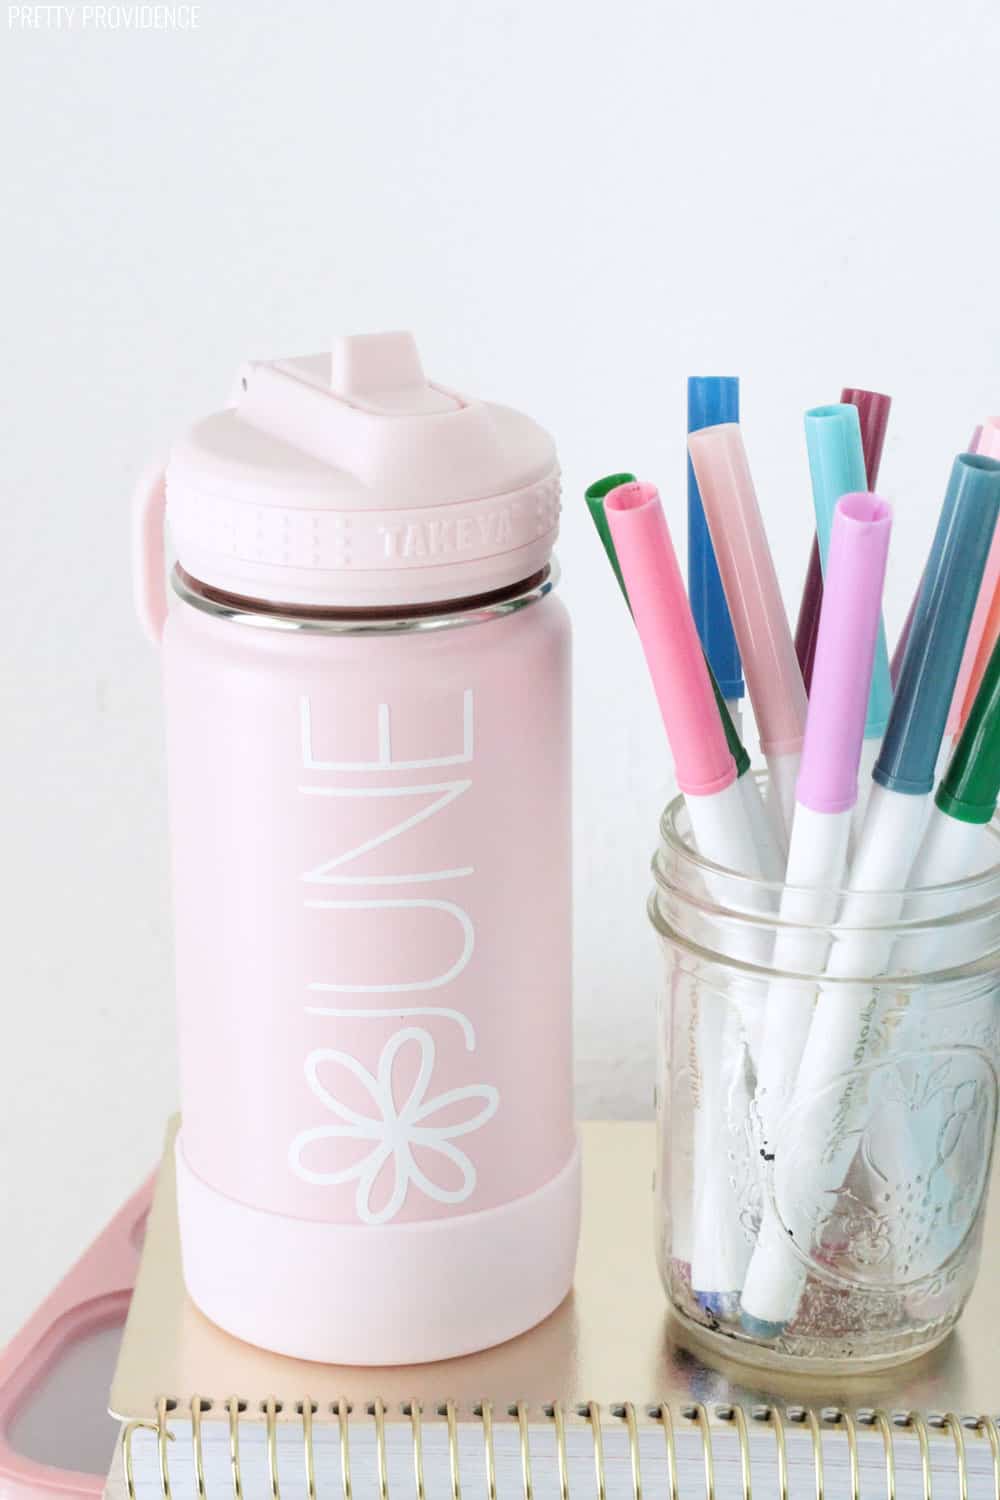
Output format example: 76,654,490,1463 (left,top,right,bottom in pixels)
164,573,578,1360
137,334,579,1363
